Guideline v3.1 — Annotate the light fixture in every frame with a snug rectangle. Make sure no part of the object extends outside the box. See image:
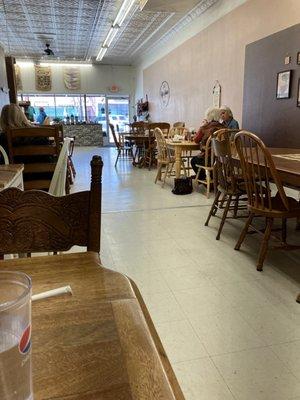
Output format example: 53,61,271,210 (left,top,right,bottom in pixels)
103,26,119,48
96,0,136,61
113,0,136,27
40,62,92,67
96,47,108,62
